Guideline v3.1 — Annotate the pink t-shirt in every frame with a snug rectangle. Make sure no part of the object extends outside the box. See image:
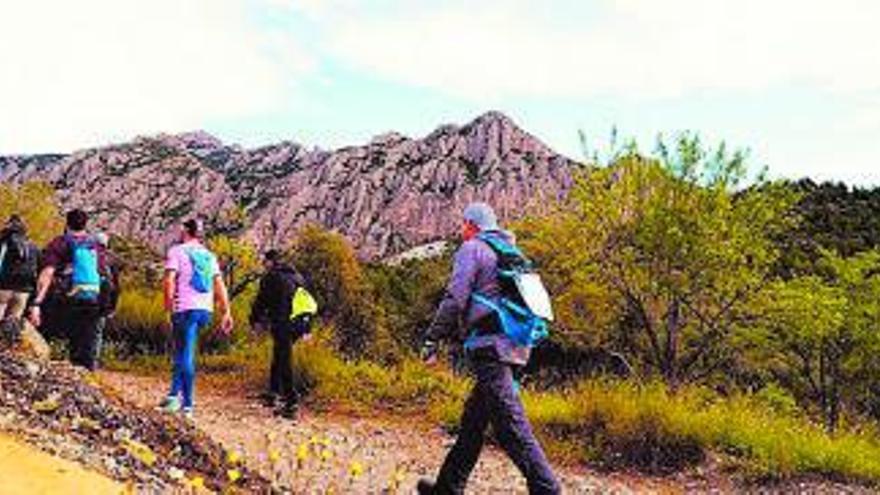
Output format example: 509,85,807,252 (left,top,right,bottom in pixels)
164,240,221,313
